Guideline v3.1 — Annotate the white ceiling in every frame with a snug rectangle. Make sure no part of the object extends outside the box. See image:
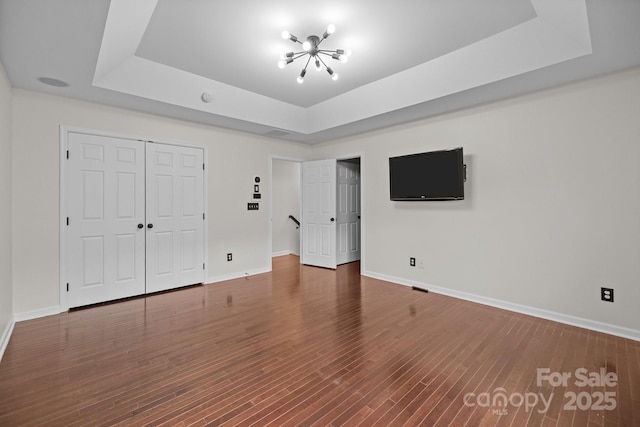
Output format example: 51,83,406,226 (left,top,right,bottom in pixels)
1,0,639,144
